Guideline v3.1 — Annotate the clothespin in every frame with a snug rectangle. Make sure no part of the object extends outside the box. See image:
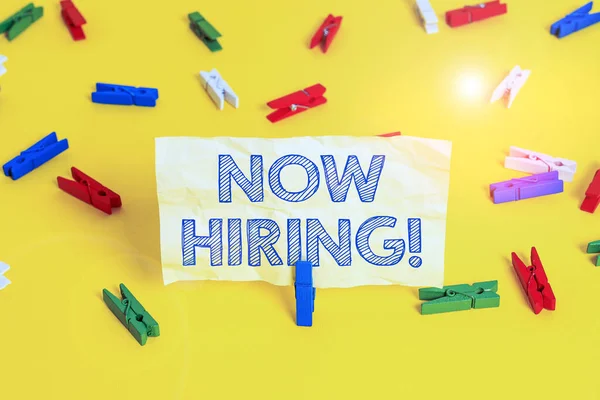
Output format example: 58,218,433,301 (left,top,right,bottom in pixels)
266,84,327,123
379,132,402,137
3,132,69,180
189,12,221,52
419,281,499,315
490,171,563,204
103,284,159,346
199,68,238,110
416,0,439,34
0,55,6,77
92,83,159,107
504,146,577,182
445,1,507,28
512,247,556,314
295,261,315,327
0,261,10,290
551,2,600,38
581,169,600,213
0,3,43,41
57,167,121,215
310,14,342,53
60,0,86,41
490,66,530,108
586,240,600,266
